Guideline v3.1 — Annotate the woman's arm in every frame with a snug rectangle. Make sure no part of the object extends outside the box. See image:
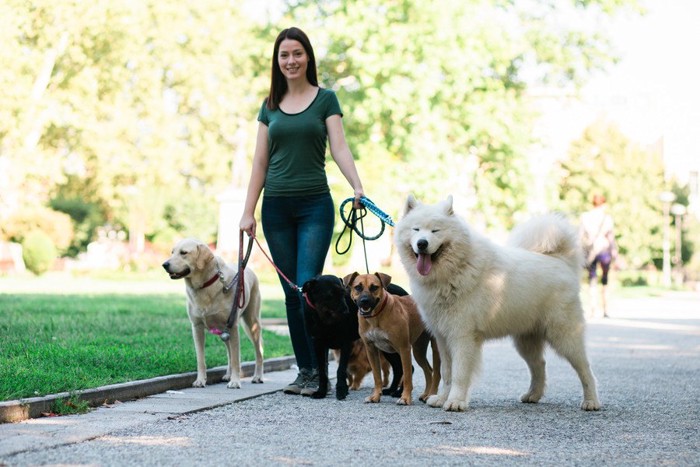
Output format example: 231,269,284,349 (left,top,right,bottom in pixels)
327,114,364,206
239,122,270,237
